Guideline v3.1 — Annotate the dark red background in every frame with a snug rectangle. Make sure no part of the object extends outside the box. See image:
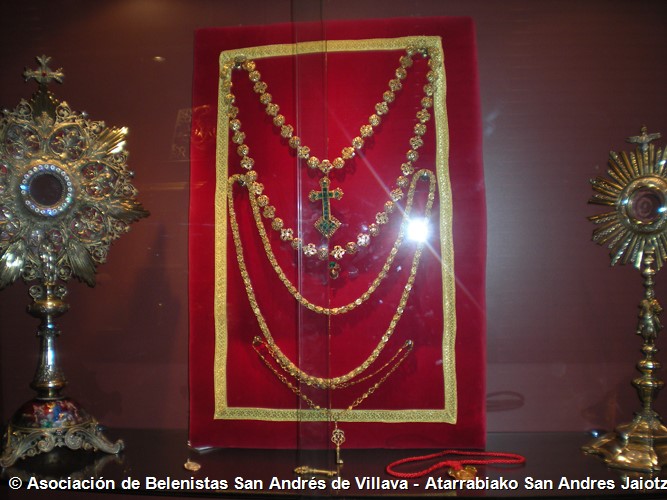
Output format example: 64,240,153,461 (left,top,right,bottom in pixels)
1,0,667,441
